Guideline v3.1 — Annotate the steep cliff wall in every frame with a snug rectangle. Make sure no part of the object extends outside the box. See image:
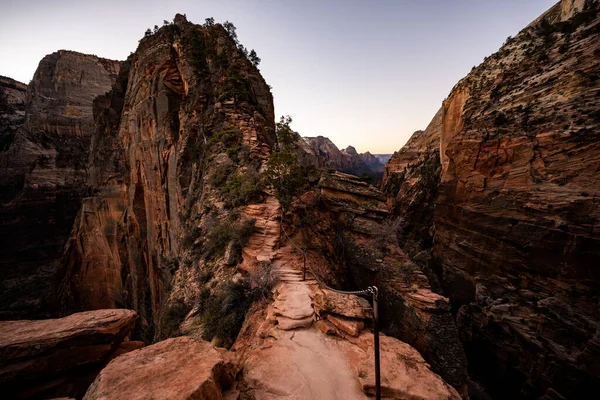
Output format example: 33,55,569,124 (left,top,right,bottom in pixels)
381,108,442,264
385,1,600,398
0,76,27,145
292,172,468,392
58,15,276,340
0,52,120,319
